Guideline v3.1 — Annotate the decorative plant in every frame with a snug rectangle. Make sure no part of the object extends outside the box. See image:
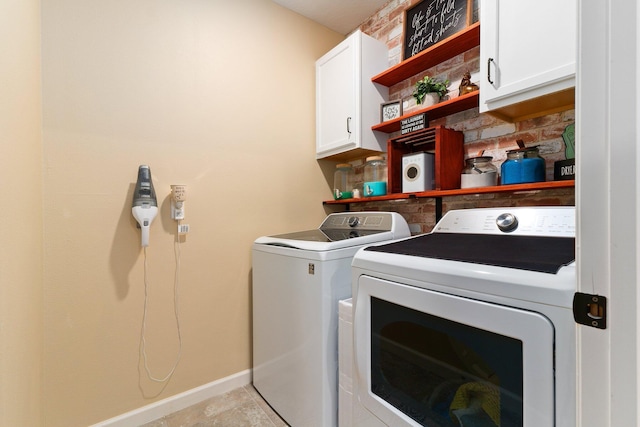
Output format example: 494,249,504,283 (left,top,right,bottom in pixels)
412,76,450,104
